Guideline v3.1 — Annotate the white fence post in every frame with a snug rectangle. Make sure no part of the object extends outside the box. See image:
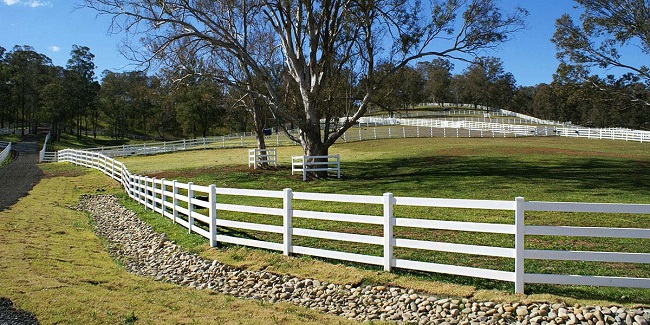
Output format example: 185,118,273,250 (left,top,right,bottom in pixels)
188,182,194,234
283,188,293,256
209,184,217,247
160,178,166,217
172,180,178,224
151,177,157,211
336,154,341,178
302,156,307,181
383,192,394,272
514,196,525,294
139,176,145,207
